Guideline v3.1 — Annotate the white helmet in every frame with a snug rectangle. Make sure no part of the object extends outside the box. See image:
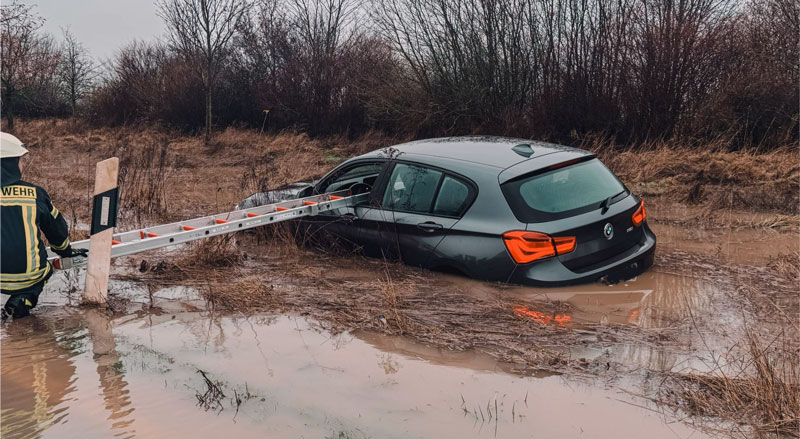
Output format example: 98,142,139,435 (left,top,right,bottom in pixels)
0,132,29,158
